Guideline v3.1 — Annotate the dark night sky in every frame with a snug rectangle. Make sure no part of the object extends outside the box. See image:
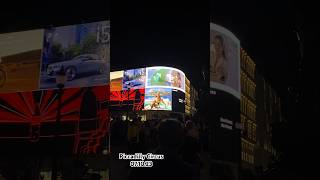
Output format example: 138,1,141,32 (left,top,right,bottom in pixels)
1,0,319,122
1,2,318,112
1,0,320,177
1,1,315,91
